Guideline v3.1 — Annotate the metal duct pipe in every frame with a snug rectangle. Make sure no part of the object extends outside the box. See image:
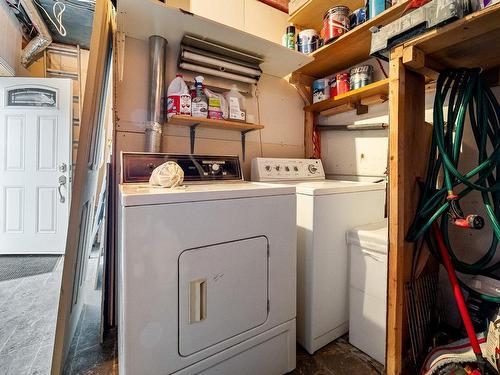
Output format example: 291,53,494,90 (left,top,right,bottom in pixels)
20,0,52,67
146,35,167,153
